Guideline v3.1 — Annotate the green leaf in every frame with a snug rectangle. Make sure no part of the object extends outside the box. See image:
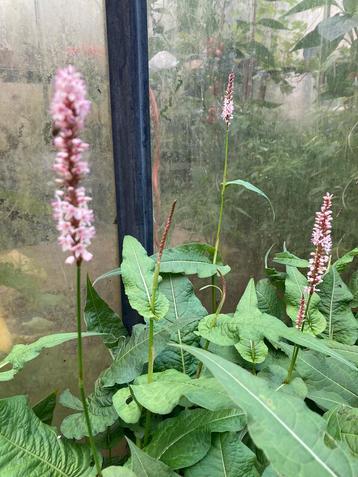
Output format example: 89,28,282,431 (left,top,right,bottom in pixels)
33,391,57,425
0,396,93,476
318,268,358,345
112,387,141,424
292,27,321,51
325,406,358,456
60,382,118,439
156,274,207,375
59,389,83,411
235,339,268,364
258,18,287,29
258,364,308,399
145,408,246,470
318,14,358,41
184,432,259,477
325,341,358,366
286,0,336,16
343,0,358,15
103,467,137,477
129,369,235,415
0,332,100,382
284,266,326,335
225,179,275,219
159,243,230,278
256,278,286,319
273,251,309,268
93,267,121,286
182,345,355,477
197,313,236,346
349,271,358,307
283,346,358,410
85,276,127,350
126,439,178,477
121,236,169,321
101,324,170,387
334,248,358,273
